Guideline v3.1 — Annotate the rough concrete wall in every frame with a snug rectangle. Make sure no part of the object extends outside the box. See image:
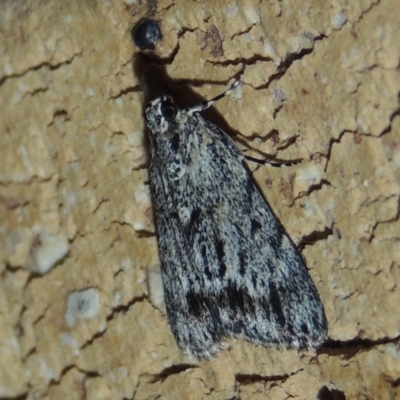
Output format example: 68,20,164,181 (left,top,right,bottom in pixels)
0,0,399,399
